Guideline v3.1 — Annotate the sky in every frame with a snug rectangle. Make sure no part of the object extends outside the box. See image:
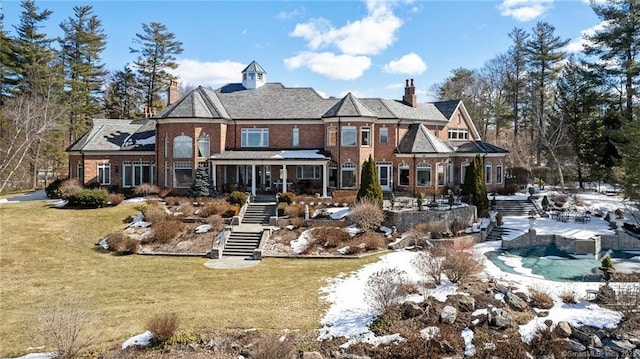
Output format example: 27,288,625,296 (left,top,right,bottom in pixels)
2,0,604,101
